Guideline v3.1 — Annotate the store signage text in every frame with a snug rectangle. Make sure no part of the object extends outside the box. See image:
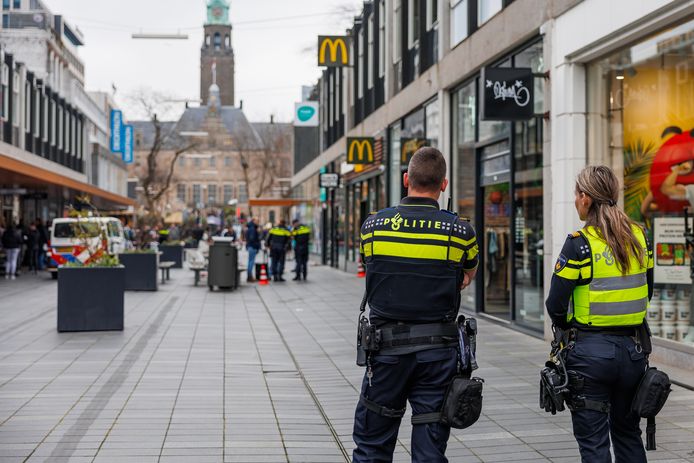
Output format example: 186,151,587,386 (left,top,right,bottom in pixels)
319,172,340,189
122,125,134,164
294,101,319,127
318,36,351,67
346,137,375,164
110,109,123,153
481,67,534,121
